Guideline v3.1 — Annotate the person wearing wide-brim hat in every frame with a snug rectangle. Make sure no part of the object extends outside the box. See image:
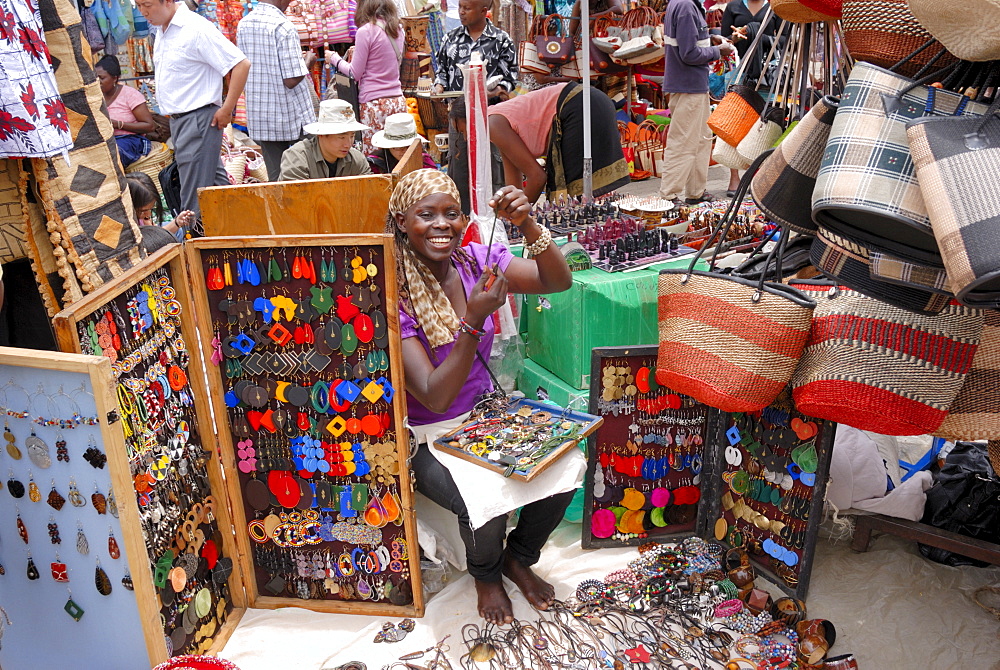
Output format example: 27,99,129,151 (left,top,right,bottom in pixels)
366,113,439,175
278,99,374,181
